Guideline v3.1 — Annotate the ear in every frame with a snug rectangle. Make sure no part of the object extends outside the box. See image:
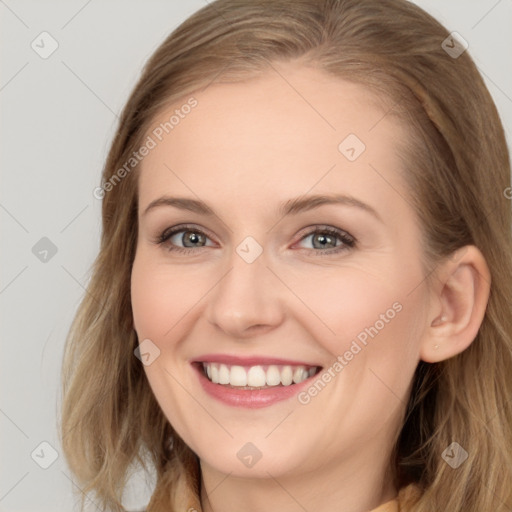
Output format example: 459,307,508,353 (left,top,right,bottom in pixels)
420,246,491,363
